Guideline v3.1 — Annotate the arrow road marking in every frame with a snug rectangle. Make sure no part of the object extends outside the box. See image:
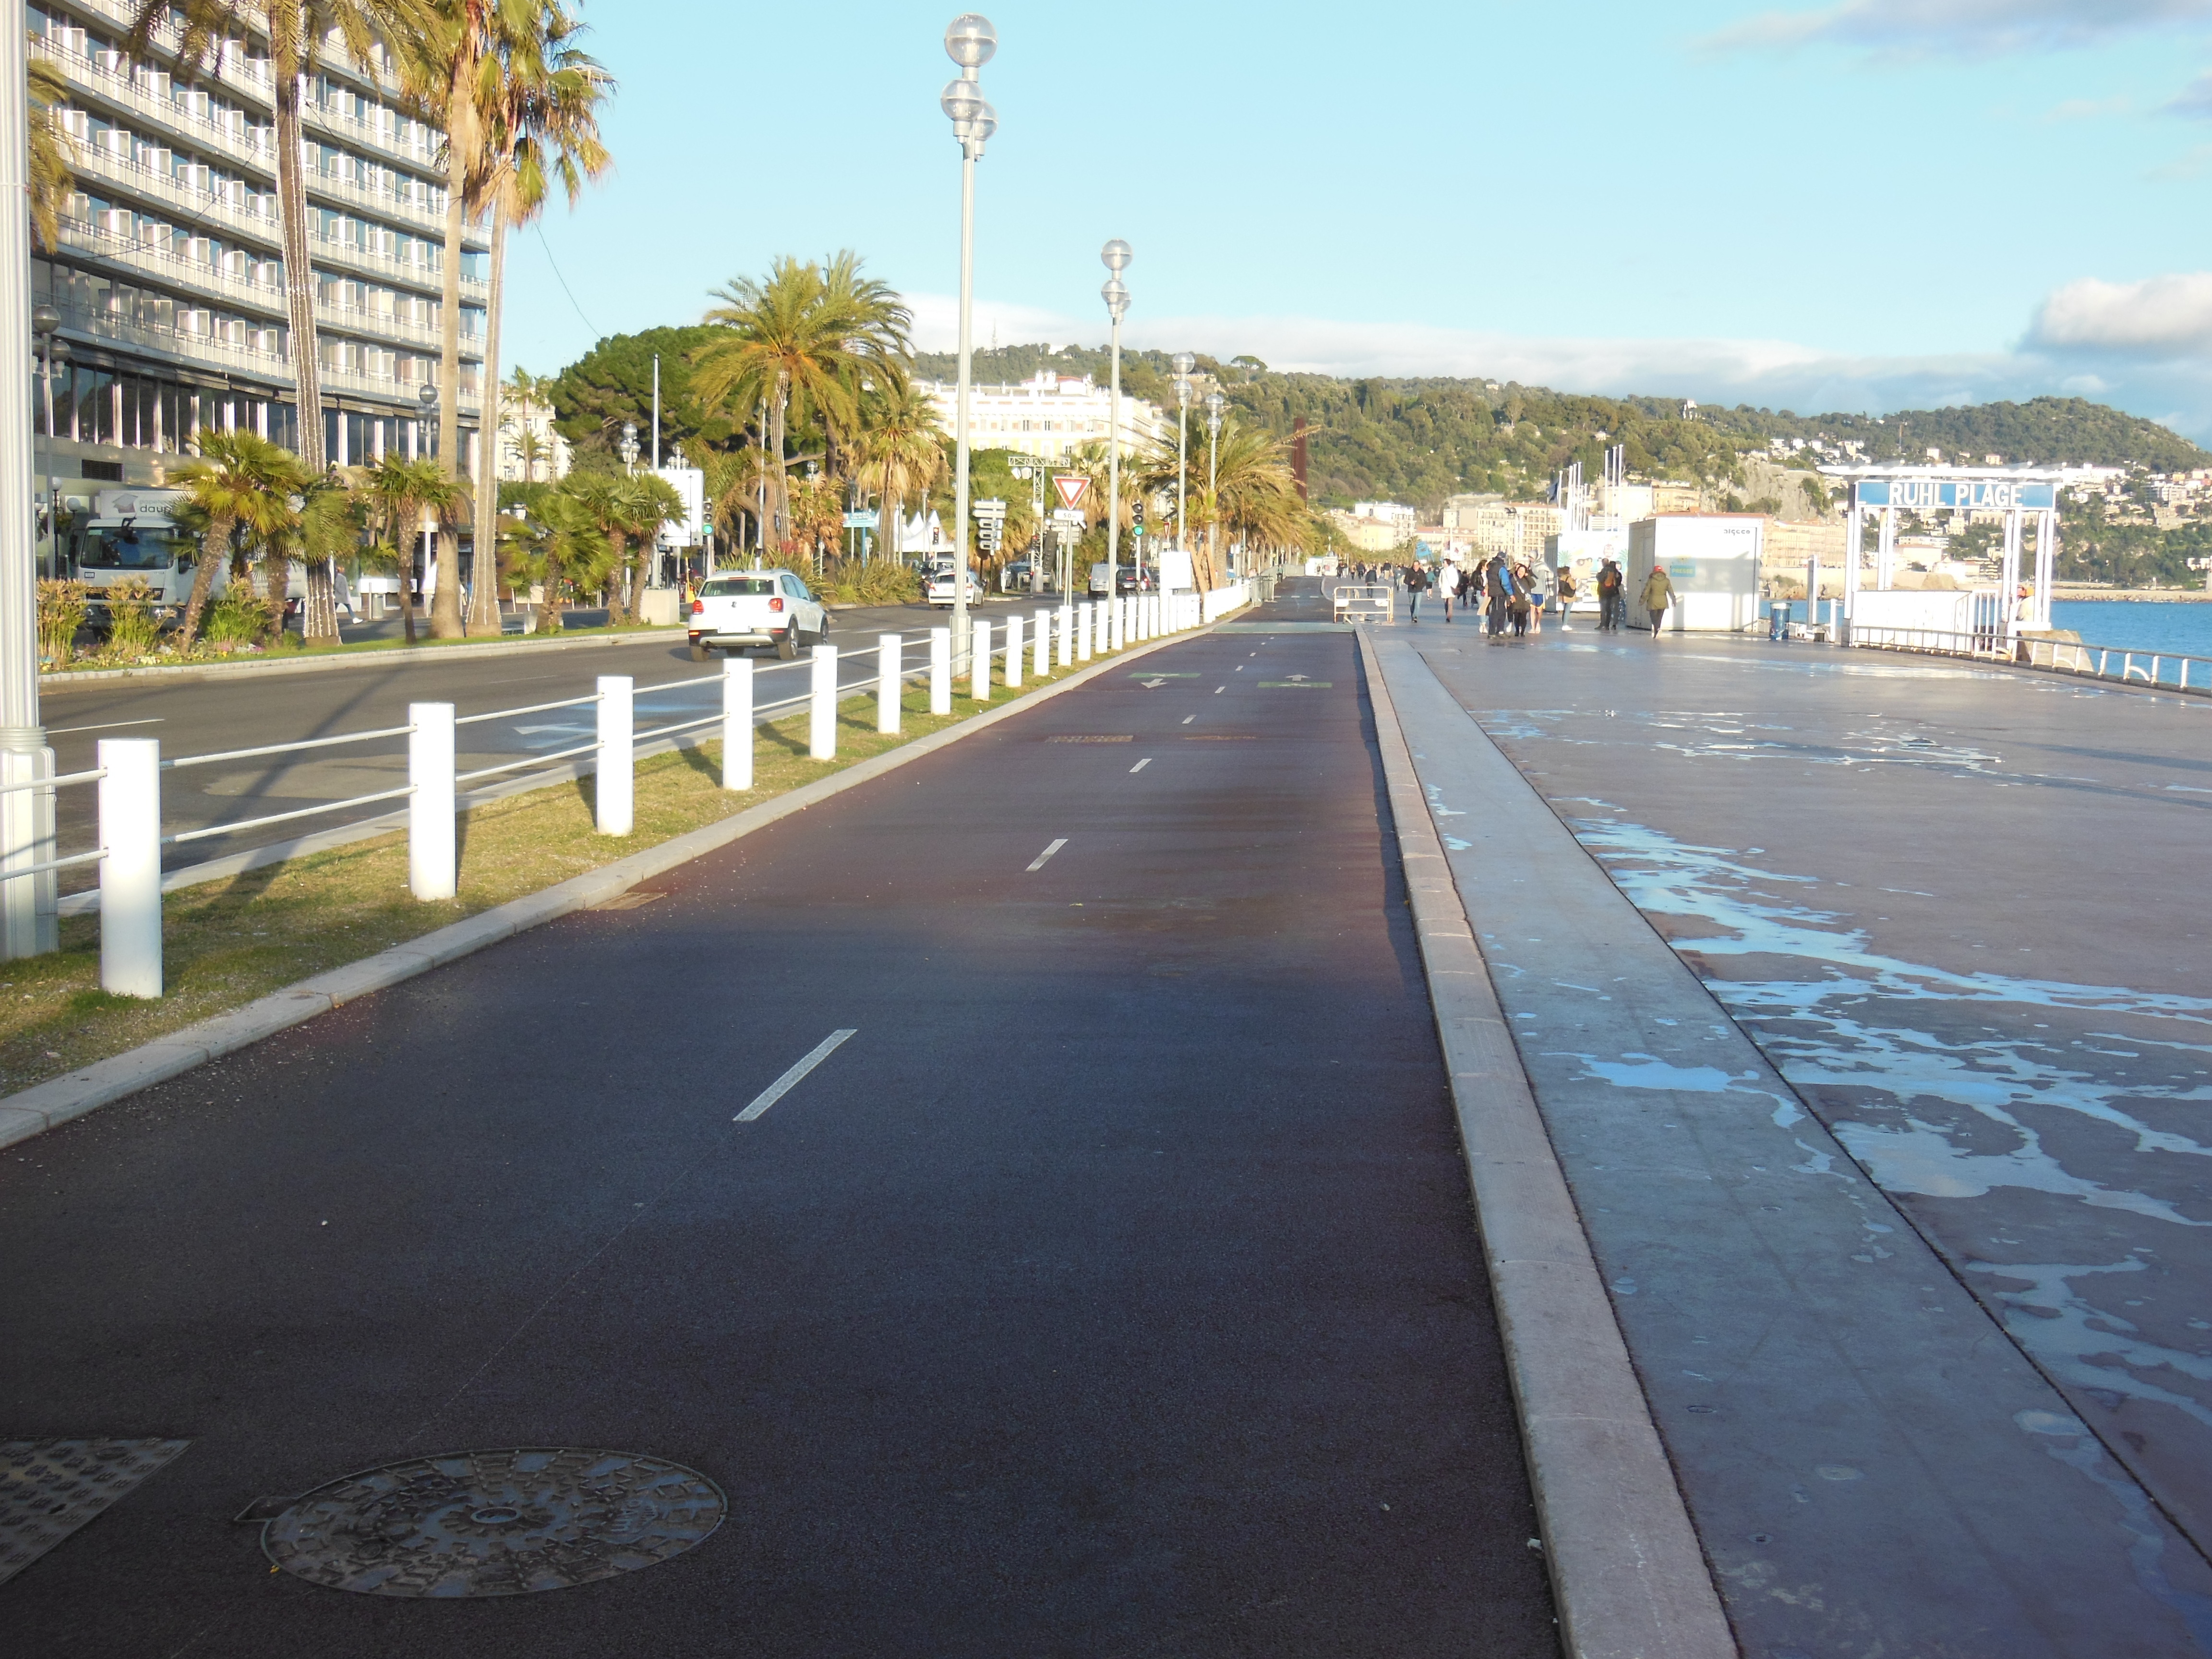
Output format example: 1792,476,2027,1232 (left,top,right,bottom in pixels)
736,1029,857,1121
1139,678,1167,688
1027,837,1068,872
